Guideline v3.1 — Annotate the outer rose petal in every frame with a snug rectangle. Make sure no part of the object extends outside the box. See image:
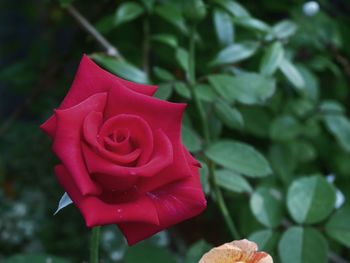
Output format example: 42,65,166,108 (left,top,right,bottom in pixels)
199,239,273,263
104,82,186,141
118,149,207,245
55,165,160,226
137,145,200,194
41,55,157,138
52,93,107,195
